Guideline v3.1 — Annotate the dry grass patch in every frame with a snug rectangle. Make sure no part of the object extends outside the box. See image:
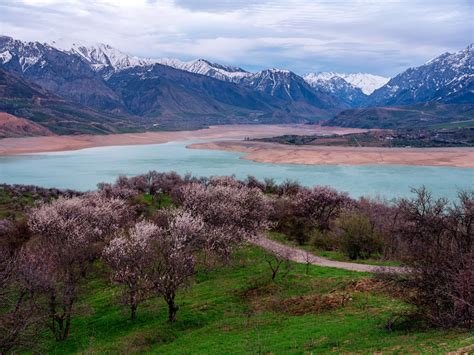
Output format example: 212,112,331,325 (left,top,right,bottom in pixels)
345,278,386,293
270,292,352,316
